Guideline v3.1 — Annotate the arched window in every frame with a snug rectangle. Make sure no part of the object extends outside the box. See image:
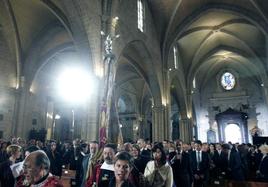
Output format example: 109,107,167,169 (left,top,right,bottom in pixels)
193,77,196,89
118,94,134,113
173,46,178,69
225,123,242,143
118,97,127,113
137,0,145,32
